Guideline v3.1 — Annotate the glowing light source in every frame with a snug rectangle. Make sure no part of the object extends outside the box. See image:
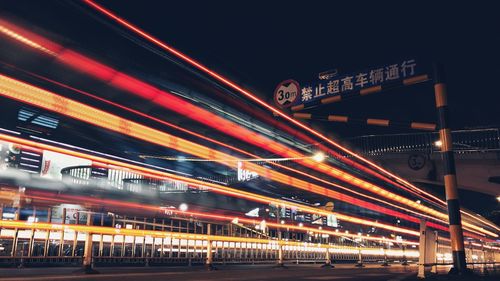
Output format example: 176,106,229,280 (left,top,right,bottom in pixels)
312,152,326,162
178,203,188,212
434,140,442,147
